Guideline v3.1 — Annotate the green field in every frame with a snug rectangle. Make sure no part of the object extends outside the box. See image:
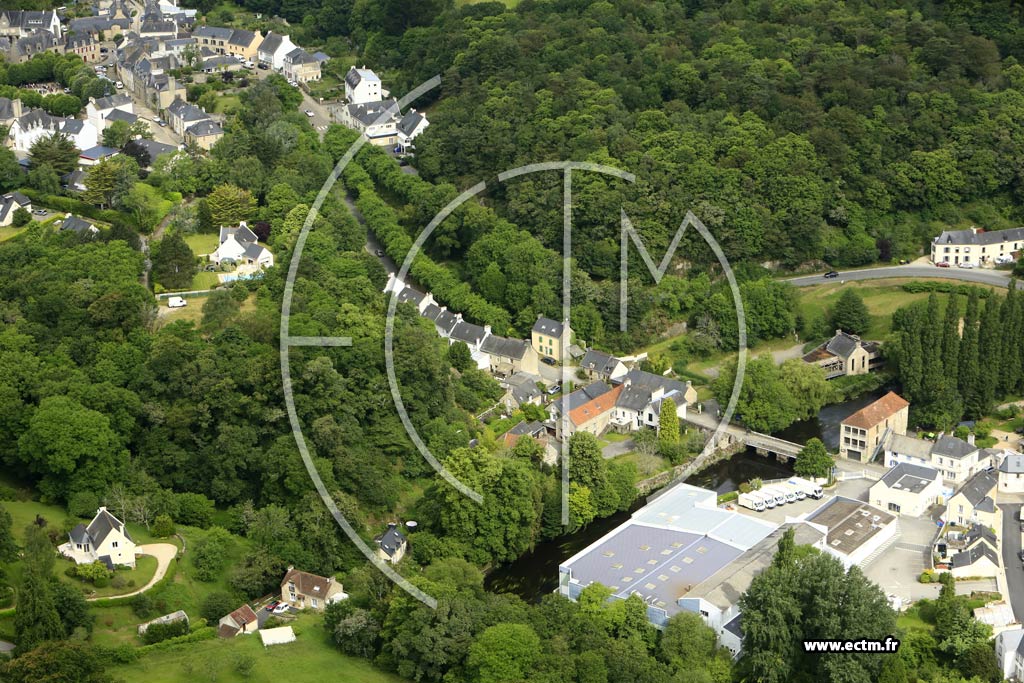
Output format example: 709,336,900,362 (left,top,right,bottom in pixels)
108,615,407,683
190,271,222,290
